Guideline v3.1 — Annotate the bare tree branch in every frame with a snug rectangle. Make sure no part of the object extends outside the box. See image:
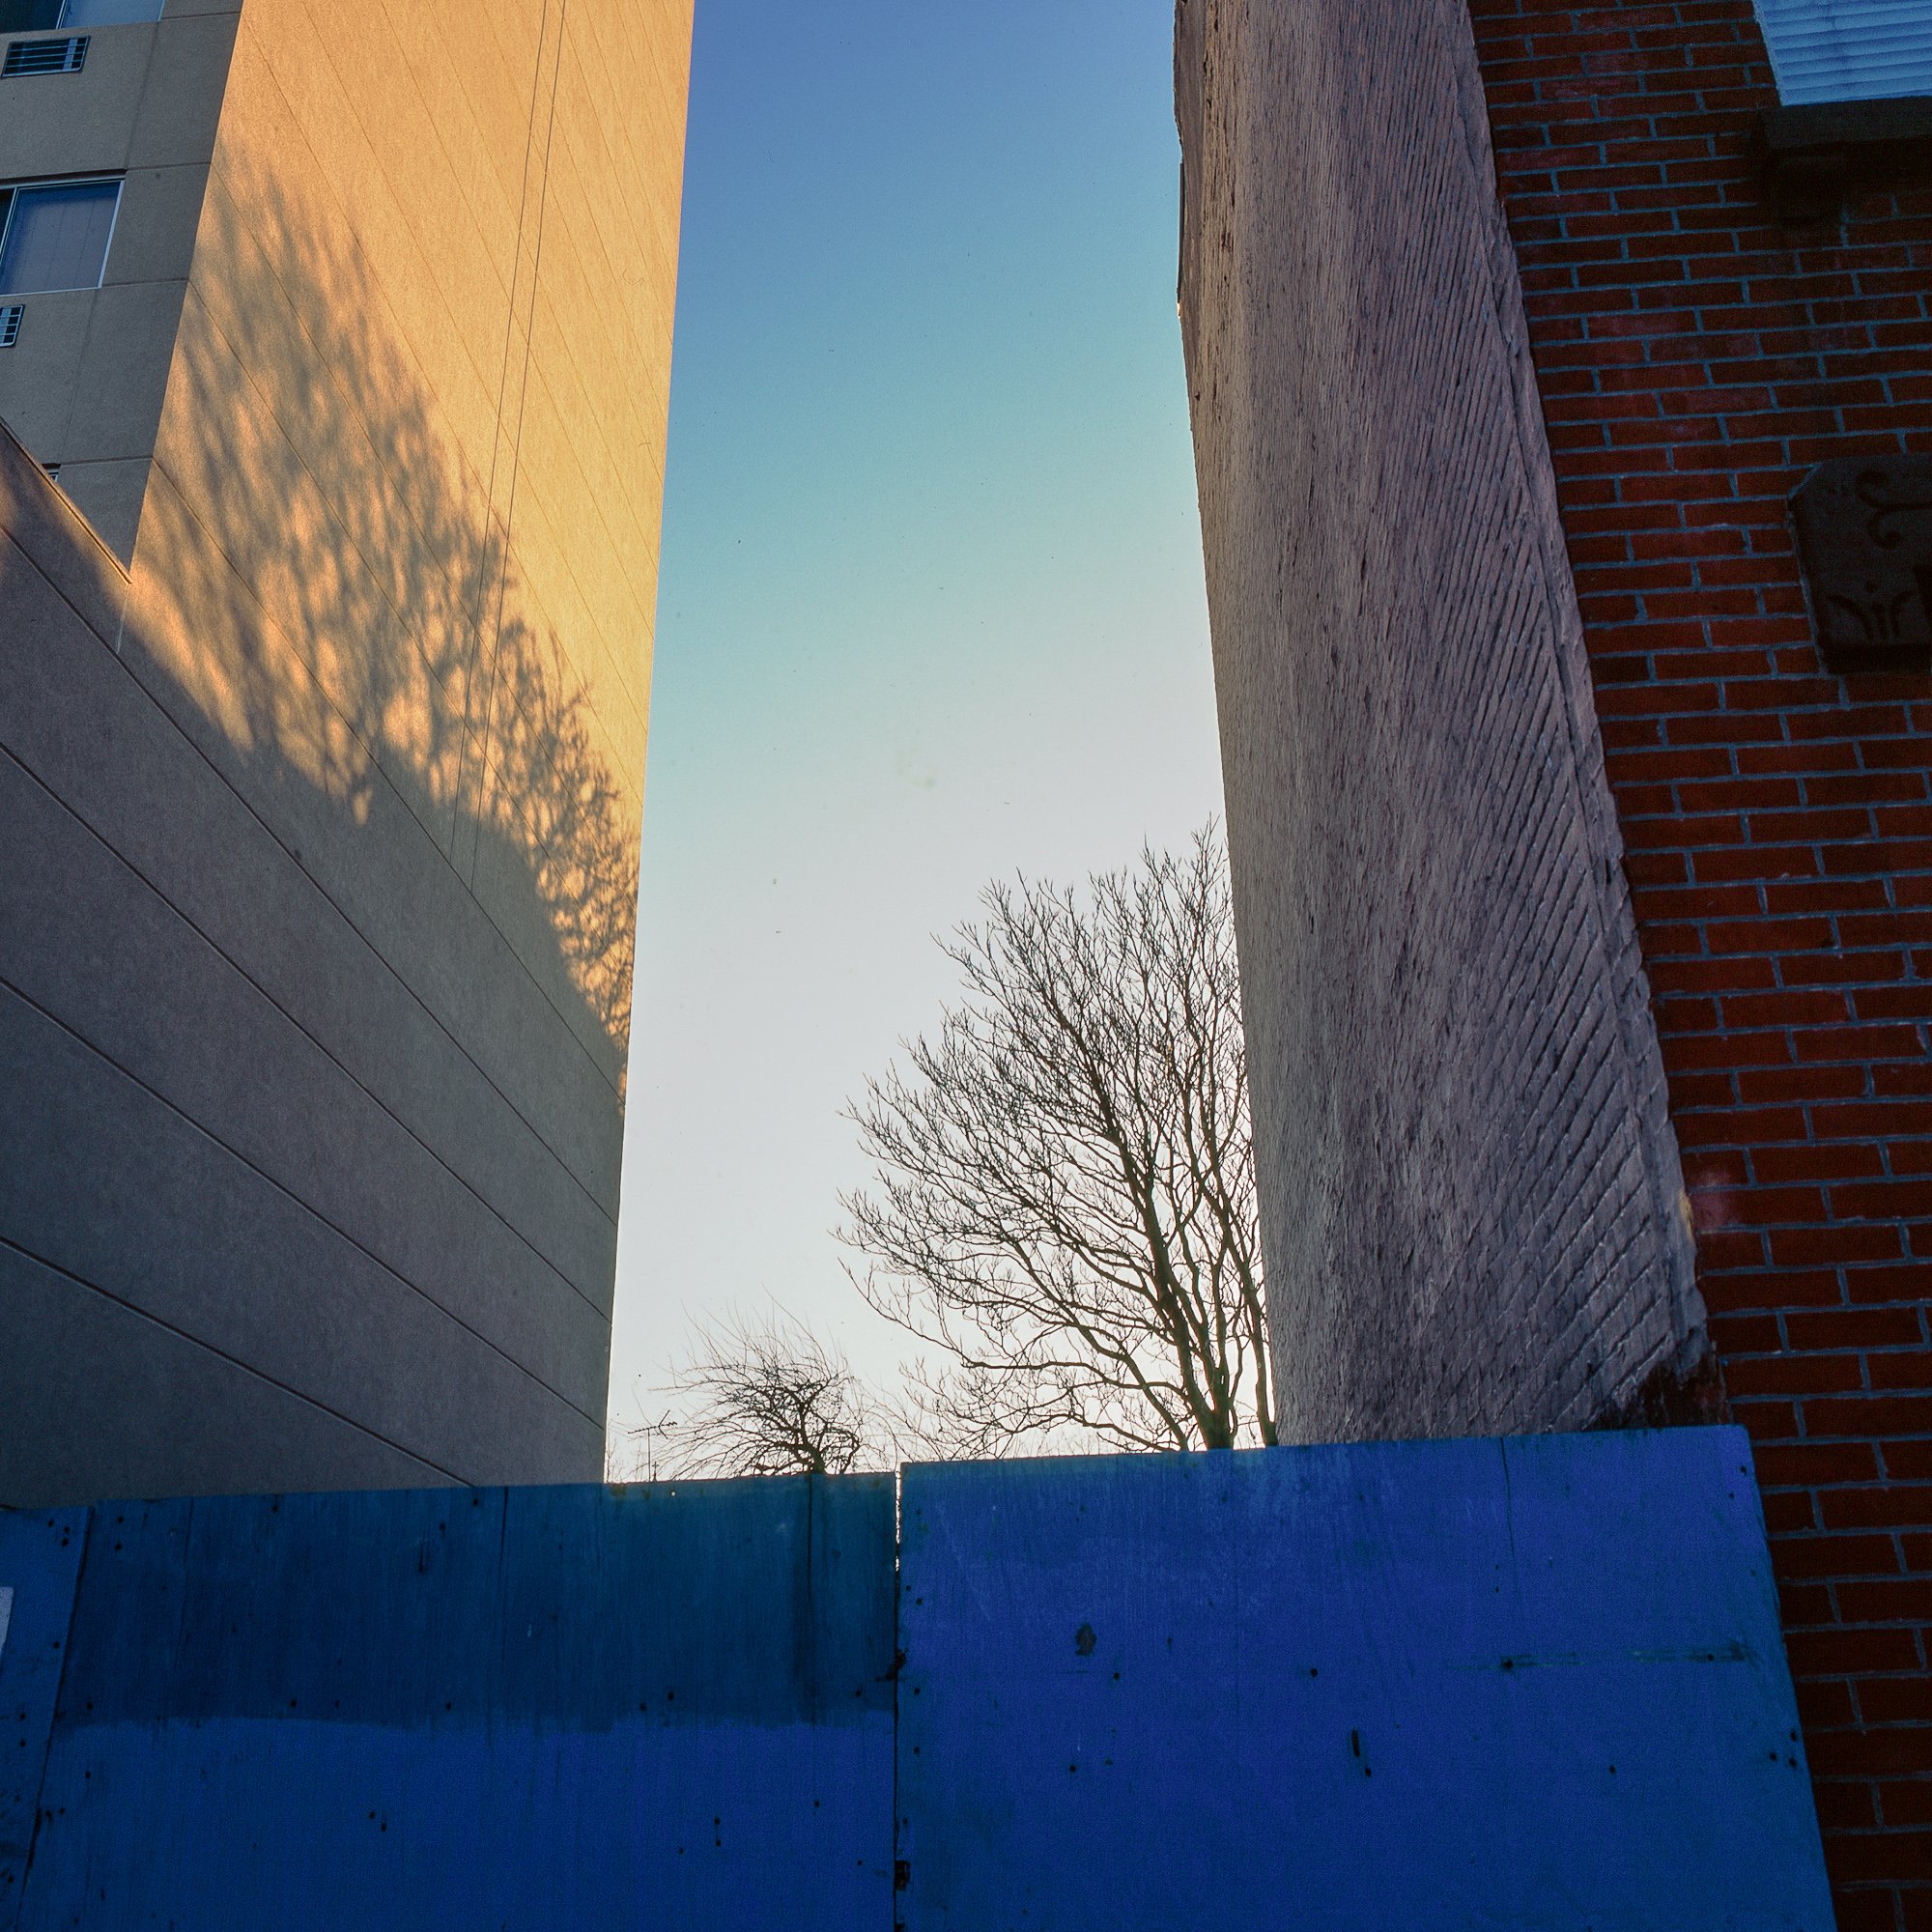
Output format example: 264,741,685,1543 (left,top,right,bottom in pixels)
623,1310,883,1479
839,822,1271,1458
